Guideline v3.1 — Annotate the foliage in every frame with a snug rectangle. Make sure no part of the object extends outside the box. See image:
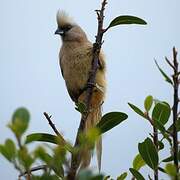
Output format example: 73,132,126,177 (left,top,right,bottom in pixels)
128,47,180,179
0,106,128,179
0,1,179,179
2,52,180,180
